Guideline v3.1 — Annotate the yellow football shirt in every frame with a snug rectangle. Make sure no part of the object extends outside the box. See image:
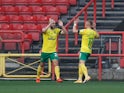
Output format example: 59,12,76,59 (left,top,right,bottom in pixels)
41,28,61,53
79,28,98,54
